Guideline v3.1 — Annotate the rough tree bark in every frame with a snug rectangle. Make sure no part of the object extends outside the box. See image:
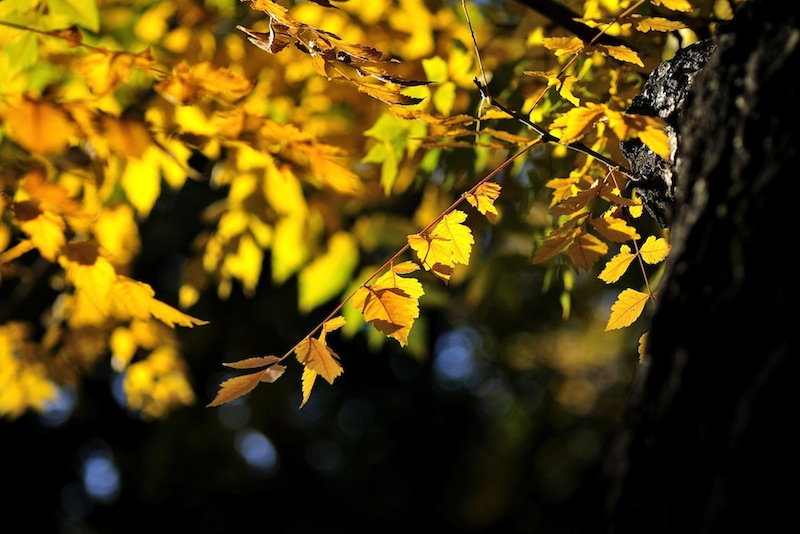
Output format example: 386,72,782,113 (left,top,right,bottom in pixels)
605,0,798,532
